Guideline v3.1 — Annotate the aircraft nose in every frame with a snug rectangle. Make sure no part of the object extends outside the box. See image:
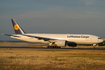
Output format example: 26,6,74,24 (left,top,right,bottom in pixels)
98,39,103,43
100,39,104,43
